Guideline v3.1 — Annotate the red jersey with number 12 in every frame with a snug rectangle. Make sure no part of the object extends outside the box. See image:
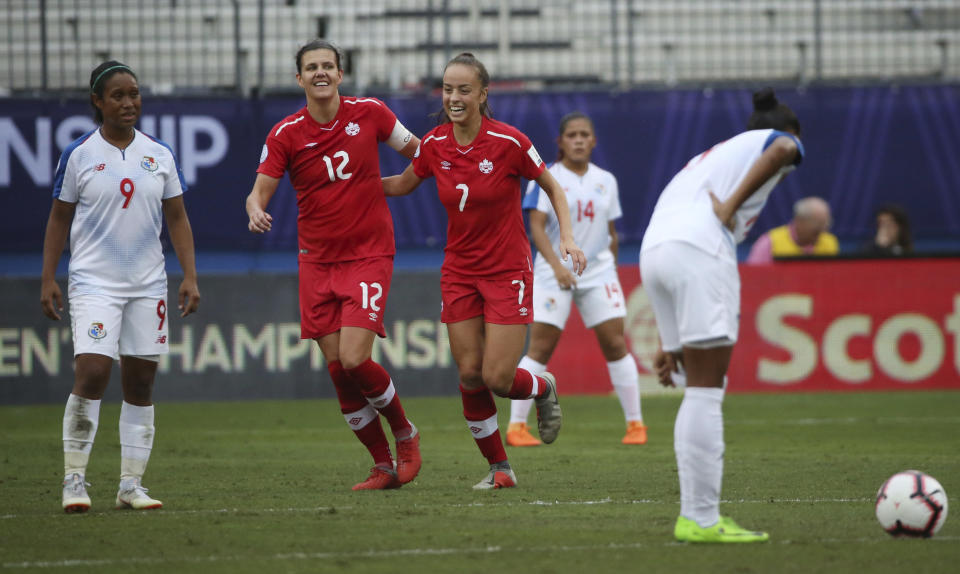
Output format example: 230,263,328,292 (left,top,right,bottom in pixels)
258,96,397,263
412,116,546,276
